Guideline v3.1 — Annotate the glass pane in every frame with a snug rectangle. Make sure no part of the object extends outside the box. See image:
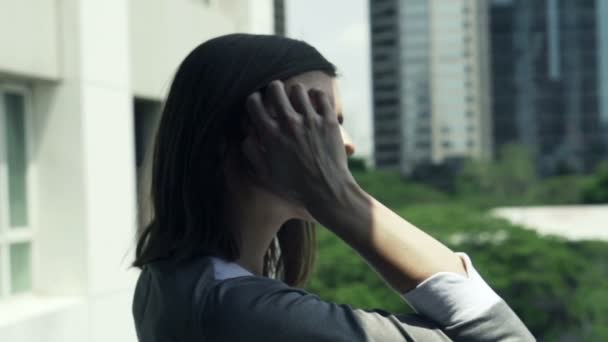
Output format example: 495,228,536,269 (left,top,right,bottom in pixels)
4,93,28,228
9,242,31,293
